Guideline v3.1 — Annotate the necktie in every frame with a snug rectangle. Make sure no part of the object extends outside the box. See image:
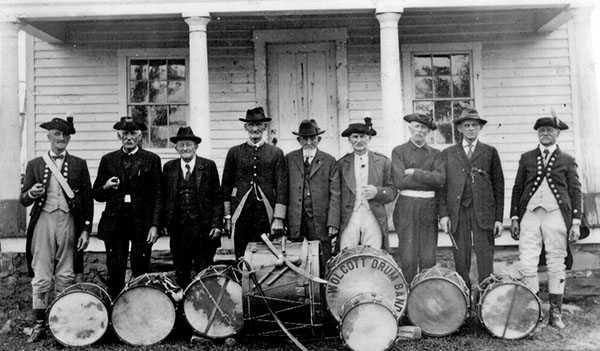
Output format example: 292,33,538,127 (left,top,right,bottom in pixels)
52,154,64,160
543,149,550,164
185,164,191,181
304,157,310,168
466,143,473,159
